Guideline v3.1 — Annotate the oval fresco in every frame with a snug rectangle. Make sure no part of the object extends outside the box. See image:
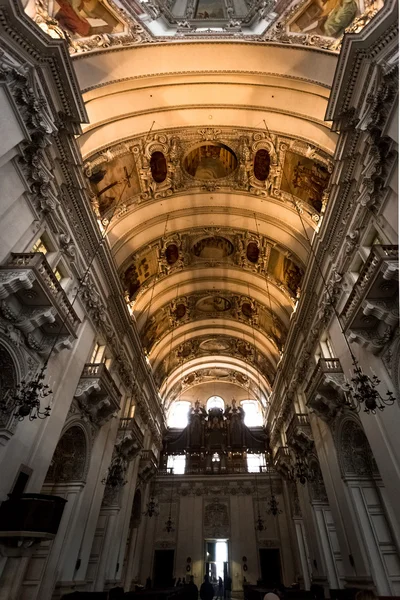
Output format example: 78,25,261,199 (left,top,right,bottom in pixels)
174,303,187,320
196,296,231,313
207,368,230,378
165,243,179,265
192,236,234,259
150,151,167,183
246,242,259,263
184,143,237,180
241,302,254,318
254,149,271,181
199,338,231,352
